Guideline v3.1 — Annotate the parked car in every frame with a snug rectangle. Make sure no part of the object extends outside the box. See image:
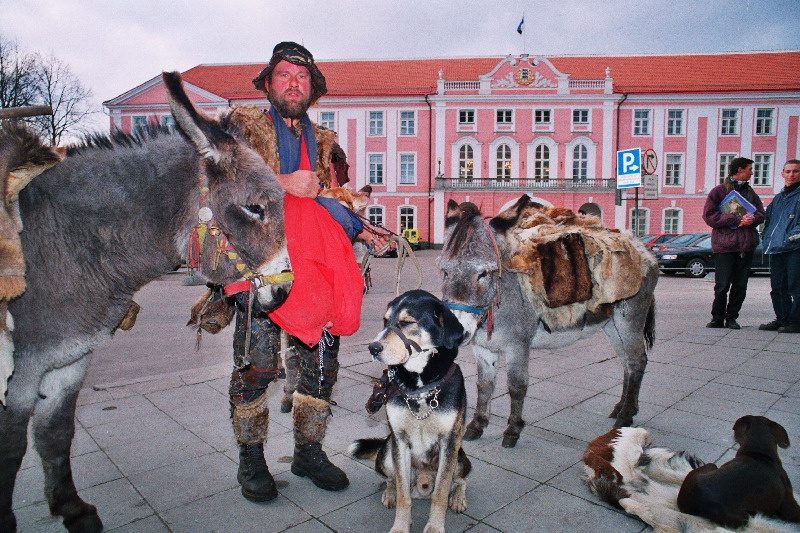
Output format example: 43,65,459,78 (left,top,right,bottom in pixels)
655,235,771,277
639,233,679,249
650,232,709,252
